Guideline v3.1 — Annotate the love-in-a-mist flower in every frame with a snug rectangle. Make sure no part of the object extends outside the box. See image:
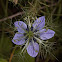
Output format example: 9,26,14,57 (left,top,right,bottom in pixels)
12,16,55,57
